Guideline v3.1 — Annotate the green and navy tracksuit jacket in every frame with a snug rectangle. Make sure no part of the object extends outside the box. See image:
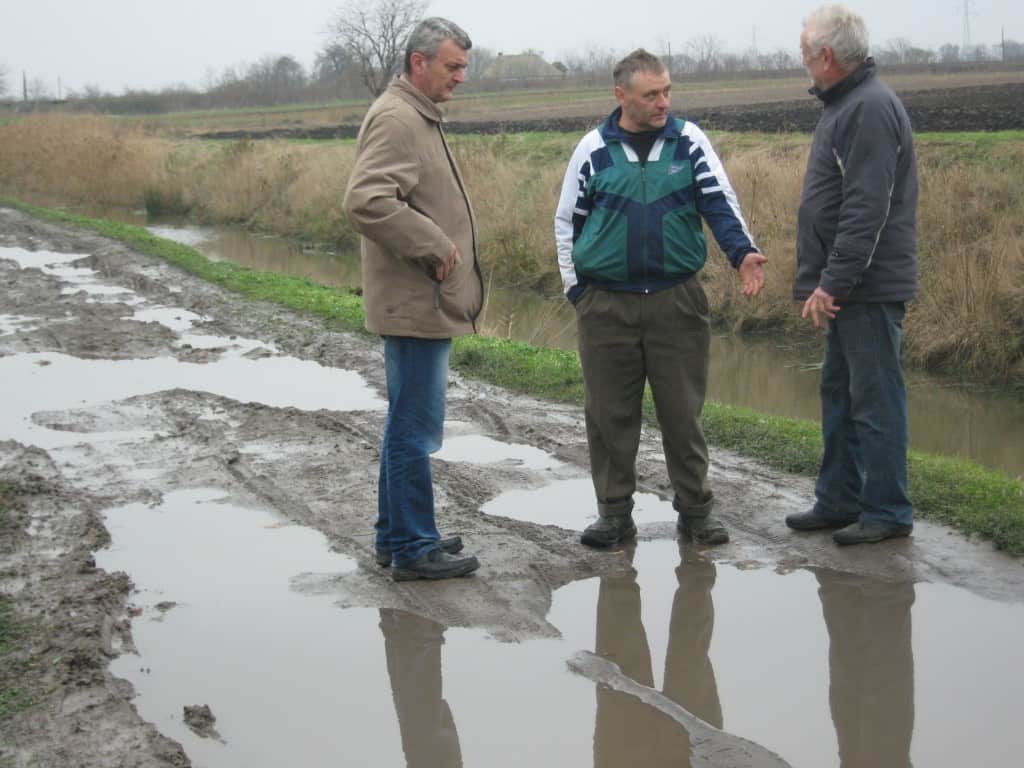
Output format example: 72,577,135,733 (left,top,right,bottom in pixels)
555,109,758,303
